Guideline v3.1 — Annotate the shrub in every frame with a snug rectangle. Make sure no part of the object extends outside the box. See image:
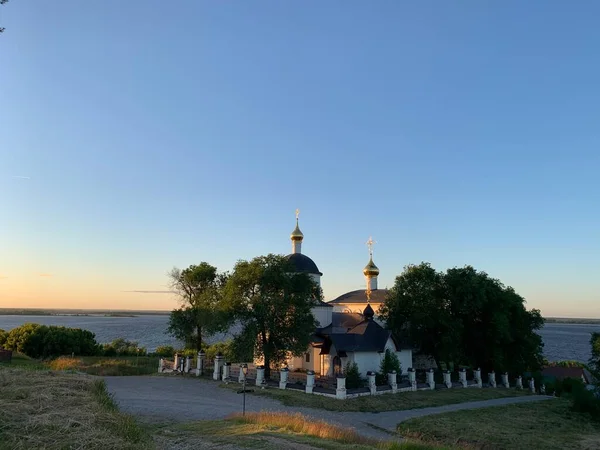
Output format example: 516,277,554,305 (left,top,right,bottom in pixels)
154,345,176,357
375,349,402,386
0,329,7,348
101,338,146,357
3,323,101,358
344,362,362,389
571,387,600,421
